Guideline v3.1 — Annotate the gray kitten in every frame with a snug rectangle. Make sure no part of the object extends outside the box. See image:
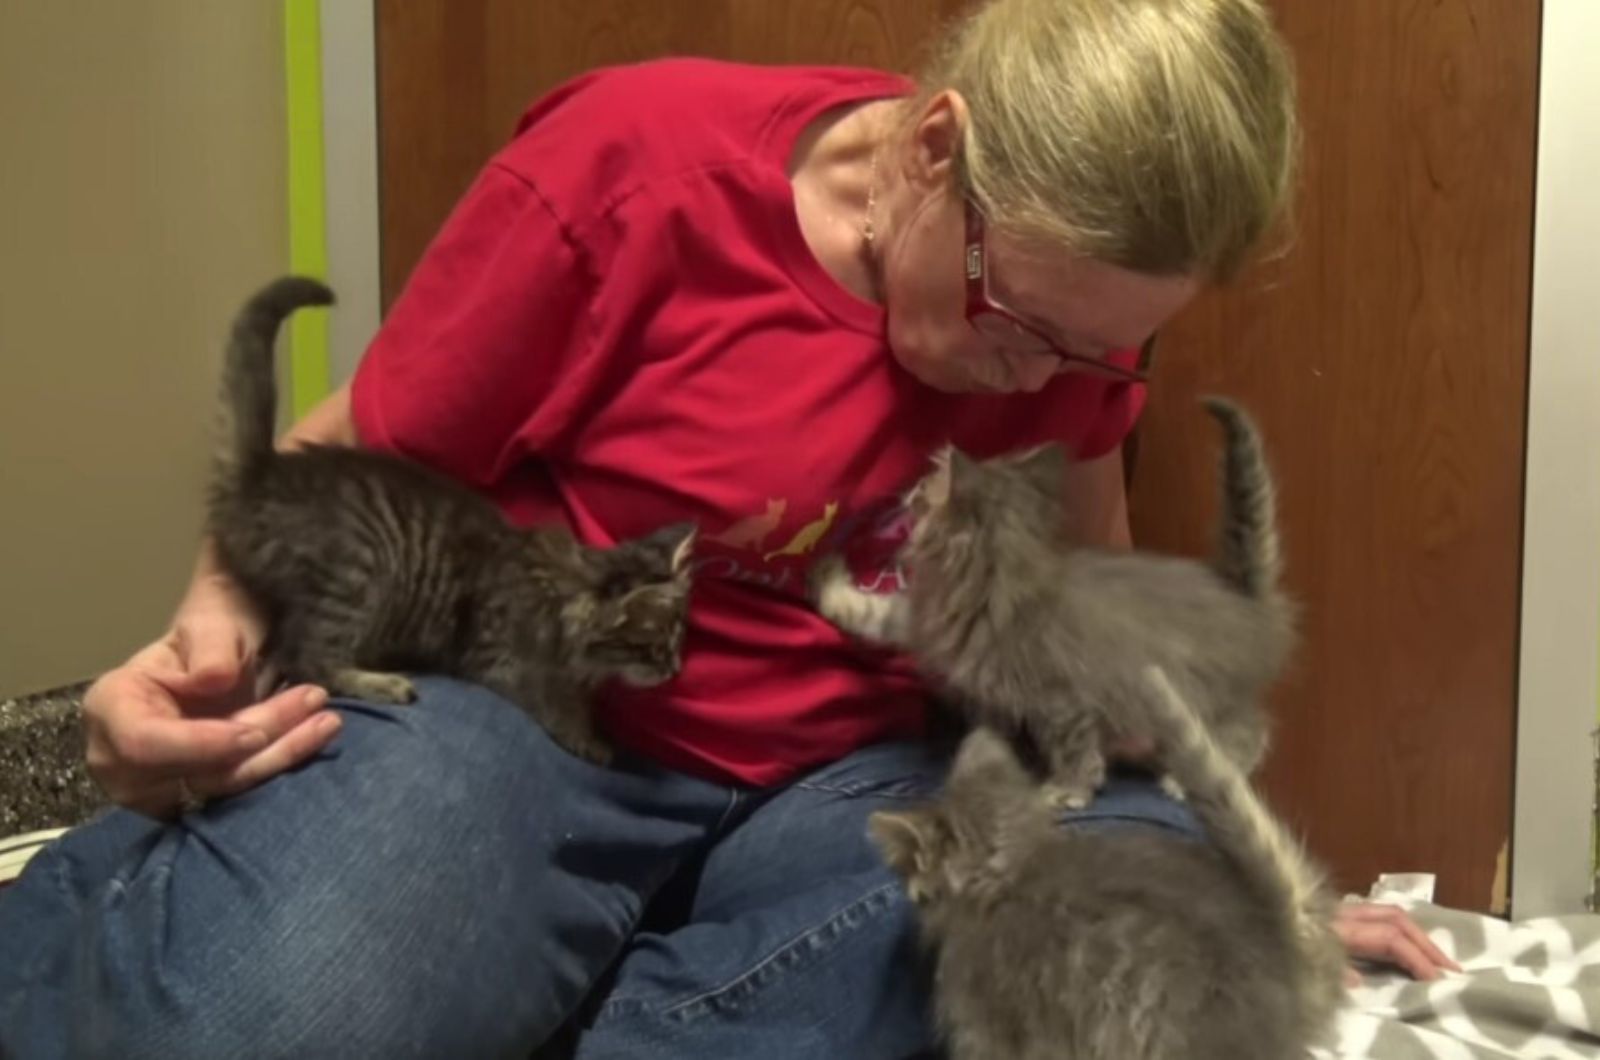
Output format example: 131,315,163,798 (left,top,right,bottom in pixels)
871,681,1345,1060
812,398,1292,808
207,276,694,764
